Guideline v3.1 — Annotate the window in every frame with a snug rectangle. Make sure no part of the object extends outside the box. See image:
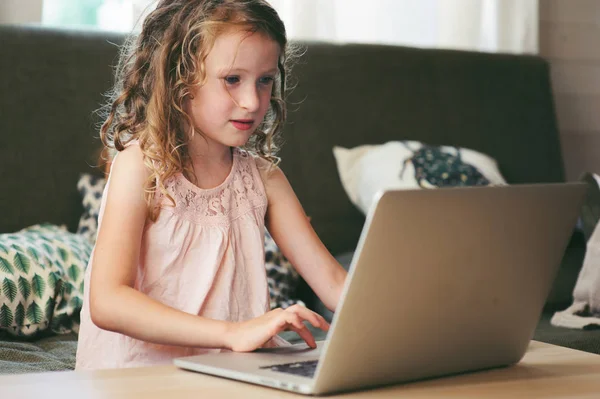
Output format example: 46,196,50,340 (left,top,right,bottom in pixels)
40,0,537,53
42,0,152,32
